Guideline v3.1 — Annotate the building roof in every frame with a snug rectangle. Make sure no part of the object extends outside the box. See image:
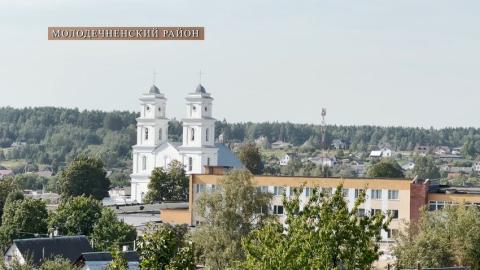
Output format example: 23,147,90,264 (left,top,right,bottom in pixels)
149,84,160,94
79,251,139,262
195,84,206,93
216,144,244,169
11,236,92,266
